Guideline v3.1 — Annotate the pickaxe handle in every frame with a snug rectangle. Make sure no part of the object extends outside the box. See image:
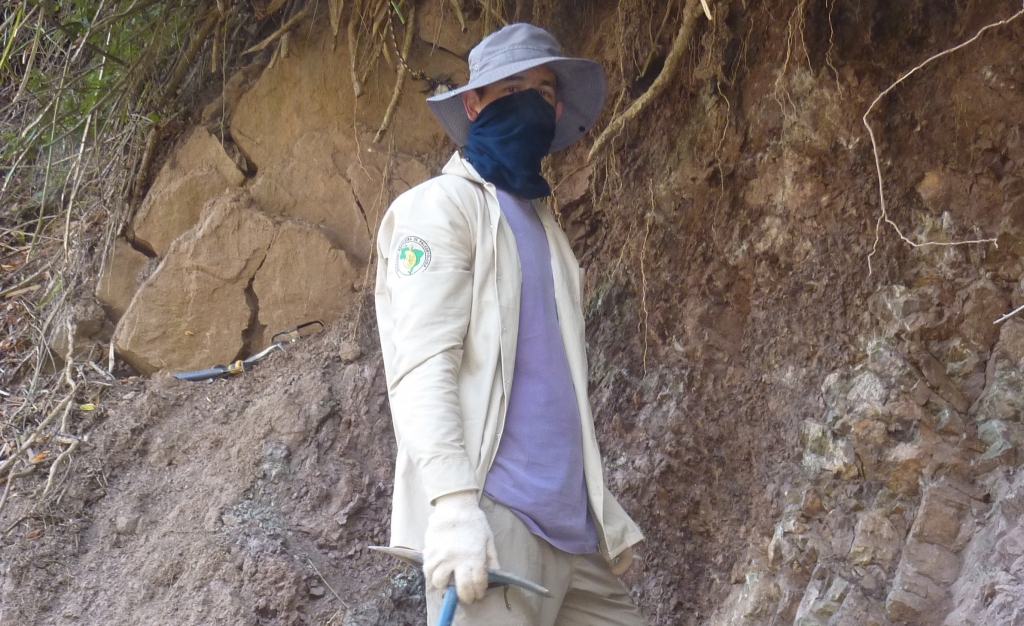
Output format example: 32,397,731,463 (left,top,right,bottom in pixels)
436,584,458,626
369,546,550,626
